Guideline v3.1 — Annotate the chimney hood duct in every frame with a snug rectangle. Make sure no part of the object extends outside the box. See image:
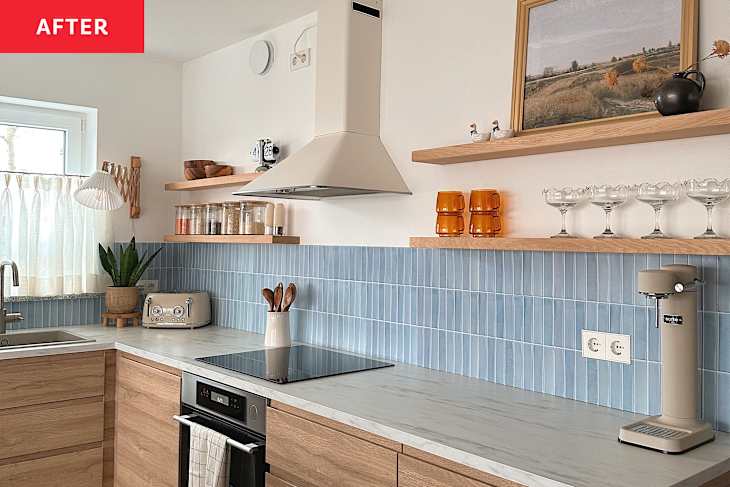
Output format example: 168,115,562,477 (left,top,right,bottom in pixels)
234,0,411,200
